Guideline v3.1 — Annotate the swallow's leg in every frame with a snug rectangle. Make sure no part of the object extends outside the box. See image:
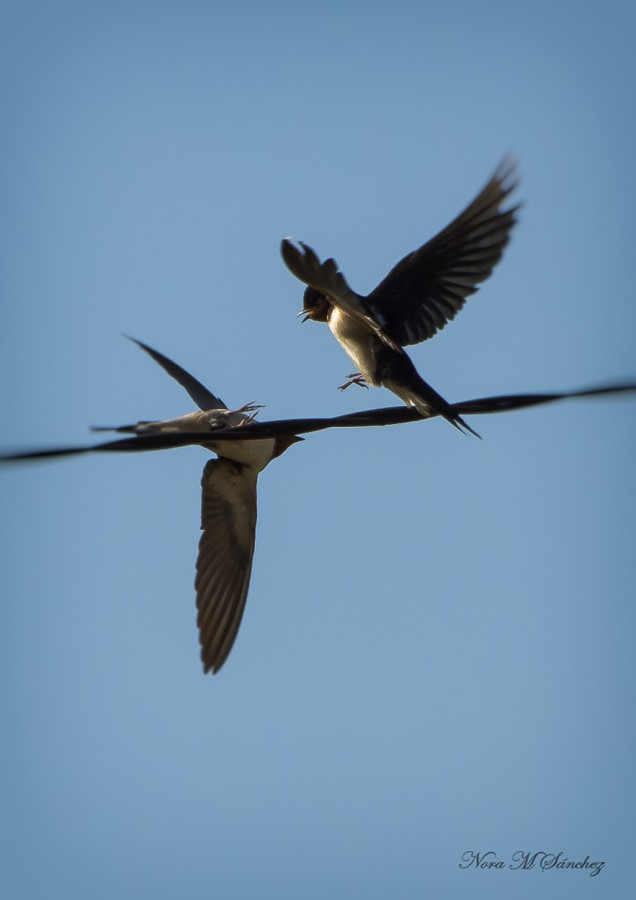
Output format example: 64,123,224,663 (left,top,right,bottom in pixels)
338,373,369,392
234,402,265,423
235,402,265,413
